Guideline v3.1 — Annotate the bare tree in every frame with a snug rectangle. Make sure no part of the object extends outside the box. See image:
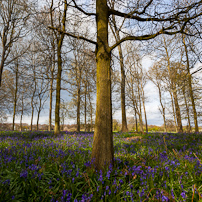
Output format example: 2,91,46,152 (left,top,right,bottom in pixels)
148,63,167,132
0,0,31,86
